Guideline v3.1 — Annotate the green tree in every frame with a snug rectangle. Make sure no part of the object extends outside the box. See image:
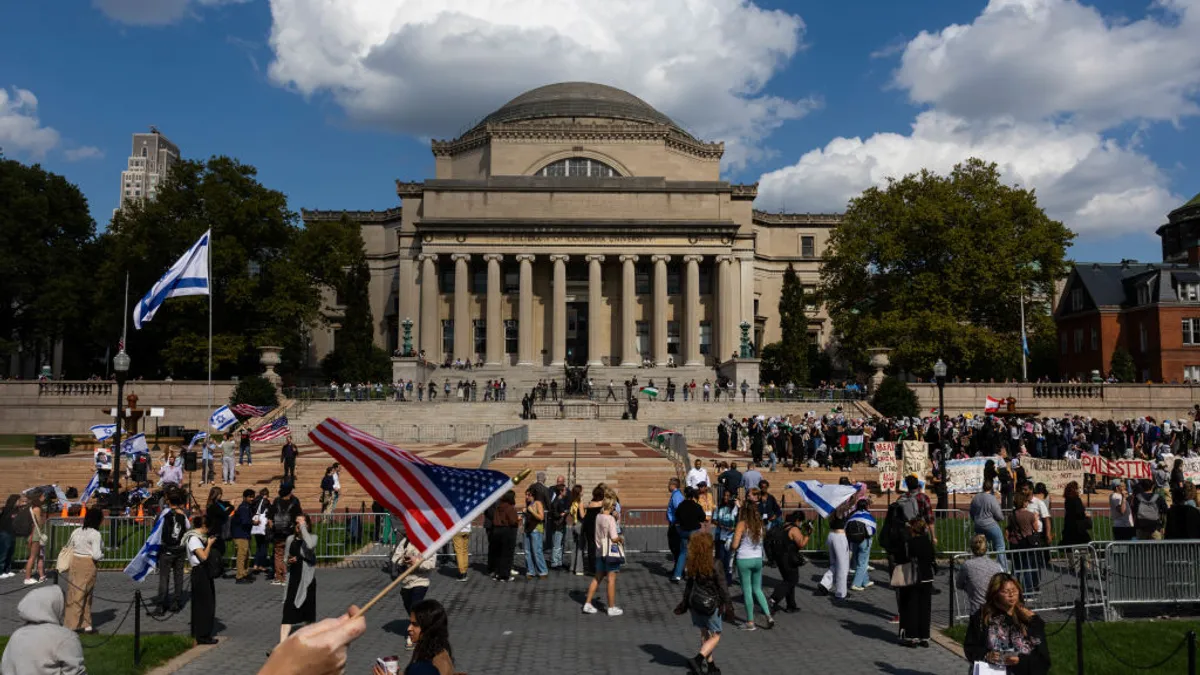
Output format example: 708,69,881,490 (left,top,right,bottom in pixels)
0,156,97,377
871,376,919,418
758,342,784,384
93,157,322,379
1110,346,1135,382
821,158,1073,380
778,263,811,386
229,374,280,408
